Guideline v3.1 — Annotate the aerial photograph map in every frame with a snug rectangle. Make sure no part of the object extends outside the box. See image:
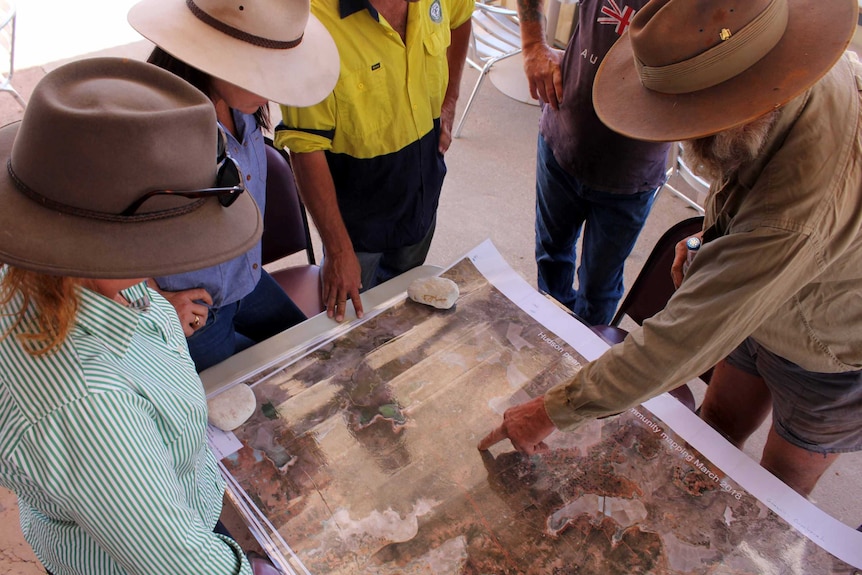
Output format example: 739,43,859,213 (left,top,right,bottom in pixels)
216,246,858,574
